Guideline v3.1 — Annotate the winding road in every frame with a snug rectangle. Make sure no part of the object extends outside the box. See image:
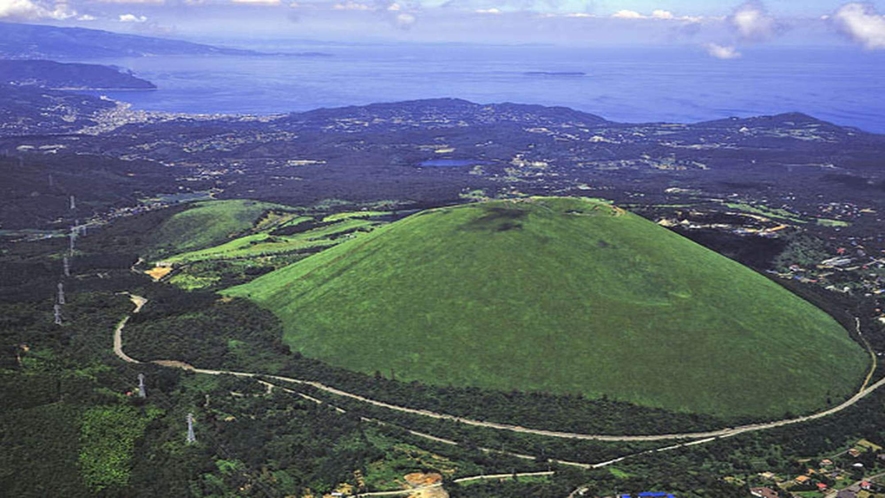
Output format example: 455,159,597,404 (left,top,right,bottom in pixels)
114,294,884,444
113,294,885,497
